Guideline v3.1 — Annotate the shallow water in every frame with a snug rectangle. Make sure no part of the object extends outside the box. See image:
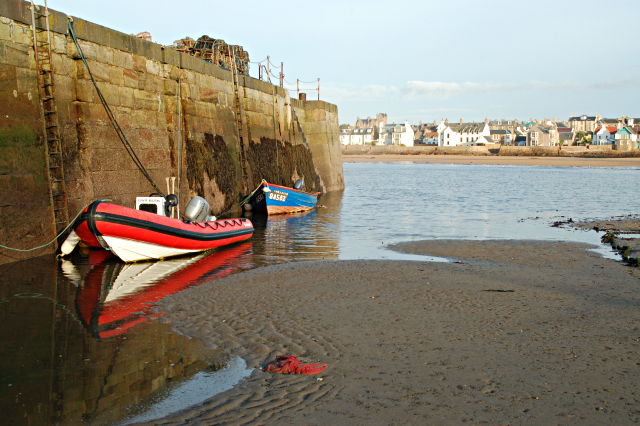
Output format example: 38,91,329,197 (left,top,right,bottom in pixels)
122,356,253,425
335,162,638,259
251,162,638,262
1,162,638,424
